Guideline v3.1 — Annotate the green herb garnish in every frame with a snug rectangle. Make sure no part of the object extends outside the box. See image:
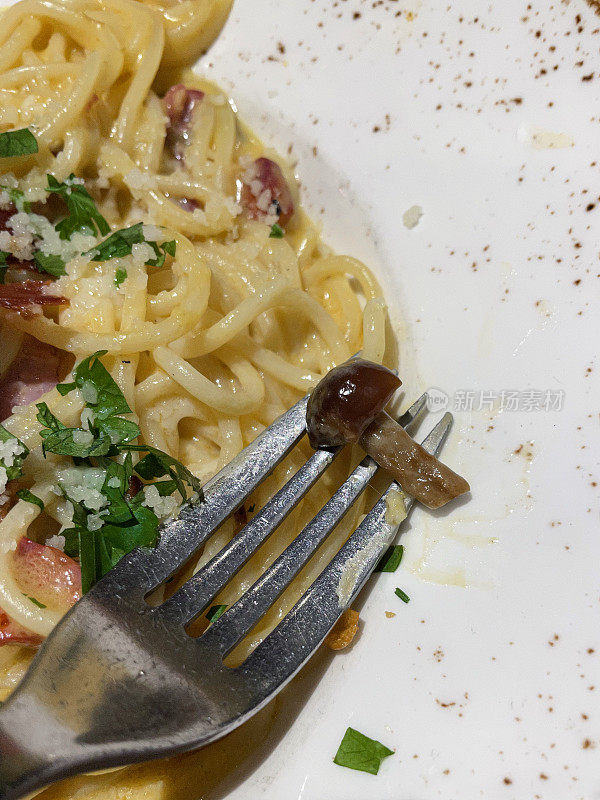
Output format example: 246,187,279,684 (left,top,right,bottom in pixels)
375,545,404,573
23,594,46,609
0,128,38,158
333,727,394,775
33,251,66,277
42,353,203,593
114,267,127,287
123,444,203,502
206,604,227,623
85,223,176,267
46,174,110,241
269,223,284,238
16,489,44,510
0,424,28,482
394,587,410,604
